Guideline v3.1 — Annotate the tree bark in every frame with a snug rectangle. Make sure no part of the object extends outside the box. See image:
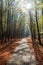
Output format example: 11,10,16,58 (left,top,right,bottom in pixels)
0,0,3,43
